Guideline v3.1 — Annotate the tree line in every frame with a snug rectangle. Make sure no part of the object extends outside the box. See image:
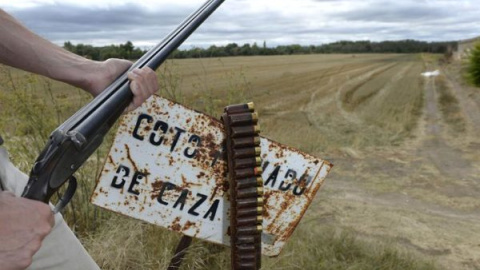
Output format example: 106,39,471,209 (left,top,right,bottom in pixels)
63,41,146,60
63,40,456,60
